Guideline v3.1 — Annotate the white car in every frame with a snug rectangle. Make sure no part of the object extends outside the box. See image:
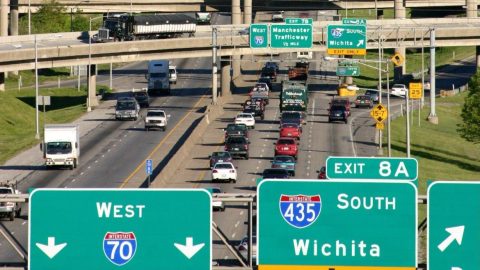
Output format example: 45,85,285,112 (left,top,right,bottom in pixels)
169,65,177,84
235,113,255,129
238,235,257,262
391,84,408,97
145,109,170,131
211,162,237,183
